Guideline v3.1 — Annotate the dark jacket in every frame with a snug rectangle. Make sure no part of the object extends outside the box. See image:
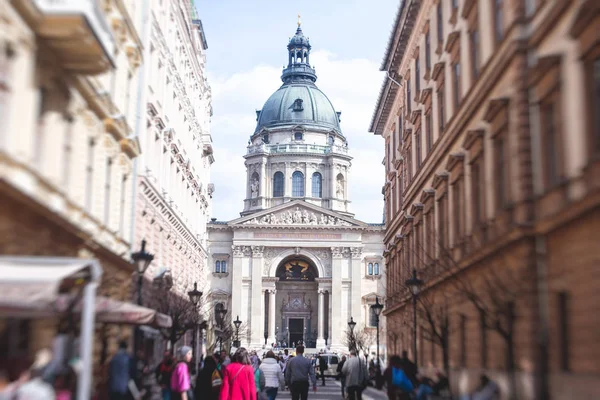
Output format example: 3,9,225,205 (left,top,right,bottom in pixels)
195,360,220,400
